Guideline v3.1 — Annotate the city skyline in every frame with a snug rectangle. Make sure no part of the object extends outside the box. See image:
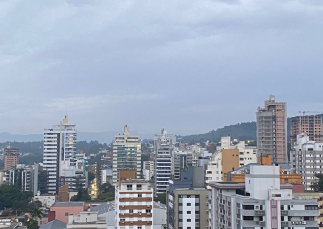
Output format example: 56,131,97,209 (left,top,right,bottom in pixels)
1,0,323,135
